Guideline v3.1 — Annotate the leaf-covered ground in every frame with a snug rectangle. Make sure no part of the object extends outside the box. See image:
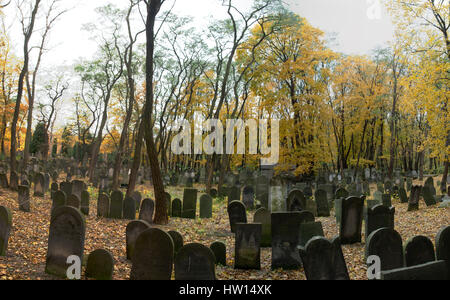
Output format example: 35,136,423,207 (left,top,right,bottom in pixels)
0,178,448,280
